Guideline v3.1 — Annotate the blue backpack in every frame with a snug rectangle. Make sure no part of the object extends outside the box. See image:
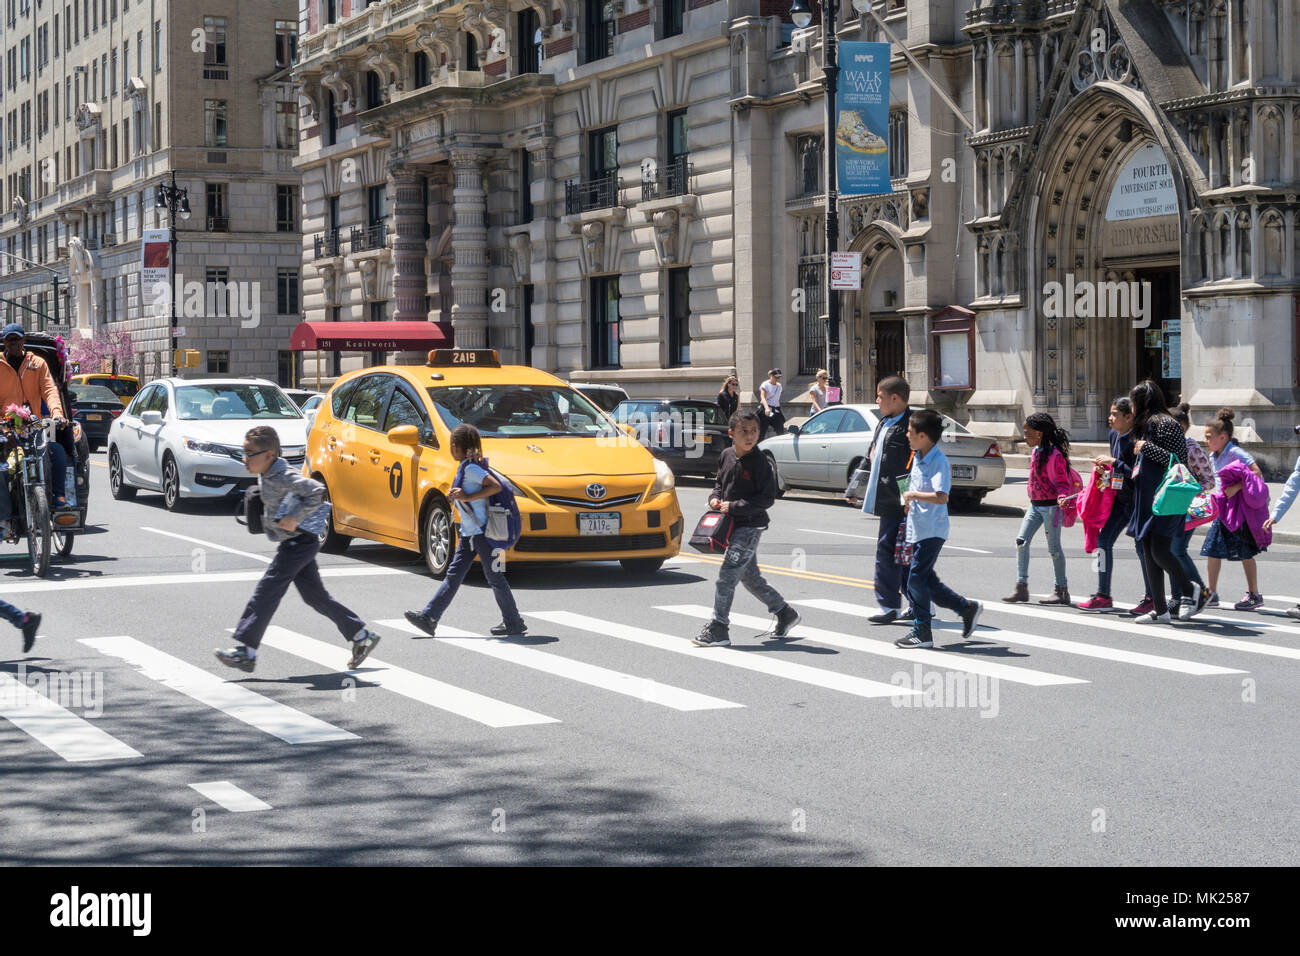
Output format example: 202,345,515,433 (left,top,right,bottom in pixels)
453,457,522,551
